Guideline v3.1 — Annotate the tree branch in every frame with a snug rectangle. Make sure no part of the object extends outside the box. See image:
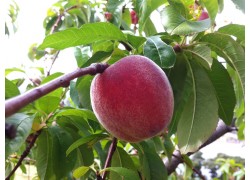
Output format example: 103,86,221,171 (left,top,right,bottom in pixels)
102,137,118,180
5,130,42,180
5,63,109,117
164,120,237,175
